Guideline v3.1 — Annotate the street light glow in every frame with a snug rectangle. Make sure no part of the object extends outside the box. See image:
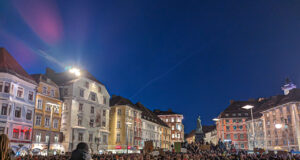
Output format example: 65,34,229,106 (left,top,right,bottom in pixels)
213,118,220,121
69,67,81,76
242,105,254,110
275,123,283,129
